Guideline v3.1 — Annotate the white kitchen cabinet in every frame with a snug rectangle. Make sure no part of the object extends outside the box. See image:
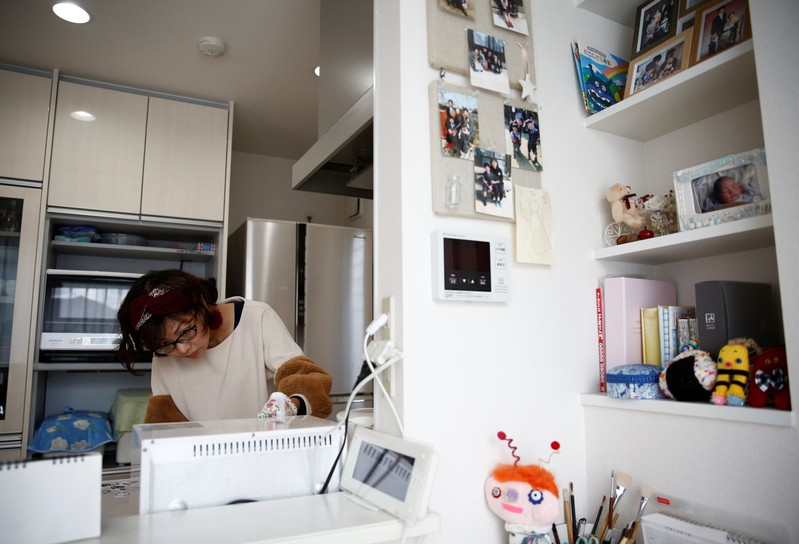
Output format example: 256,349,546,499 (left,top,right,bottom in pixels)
48,81,148,214
48,80,230,223
0,68,52,183
0,184,42,460
141,97,229,222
